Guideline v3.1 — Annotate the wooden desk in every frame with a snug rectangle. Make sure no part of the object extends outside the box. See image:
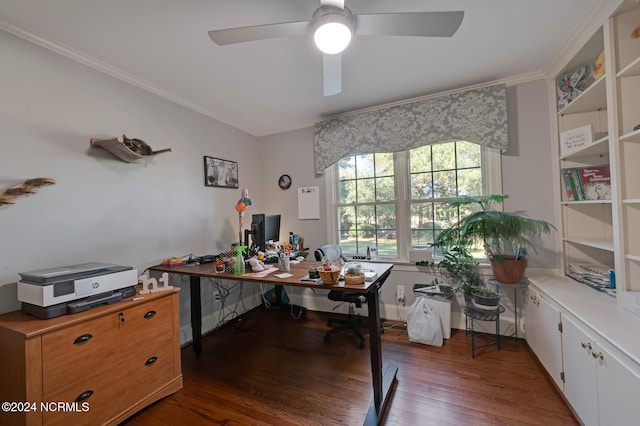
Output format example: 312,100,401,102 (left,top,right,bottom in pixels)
150,261,397,425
